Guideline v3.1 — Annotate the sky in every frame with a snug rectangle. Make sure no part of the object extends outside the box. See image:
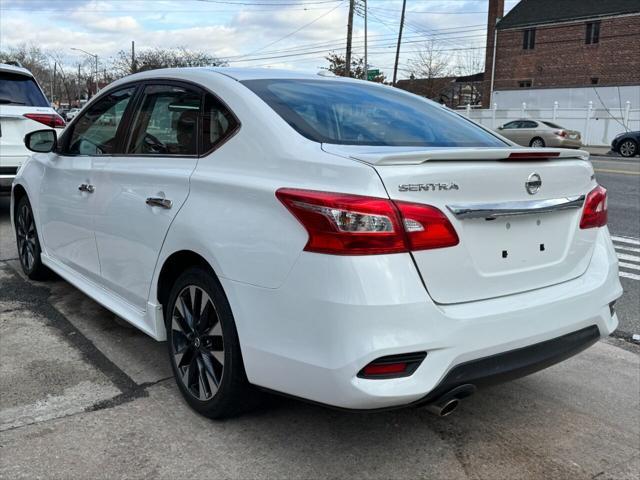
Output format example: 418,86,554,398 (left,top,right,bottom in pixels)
0,0,518,80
